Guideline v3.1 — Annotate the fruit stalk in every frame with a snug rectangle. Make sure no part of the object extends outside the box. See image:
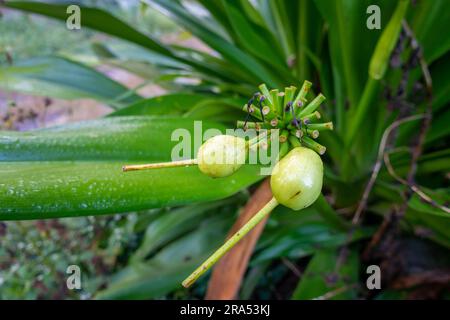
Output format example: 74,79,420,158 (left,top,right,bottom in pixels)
122,159,197,172
306,122,333,131
301,136,326,155
182,197,279,288
293,80,312,107
299,93,326,117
